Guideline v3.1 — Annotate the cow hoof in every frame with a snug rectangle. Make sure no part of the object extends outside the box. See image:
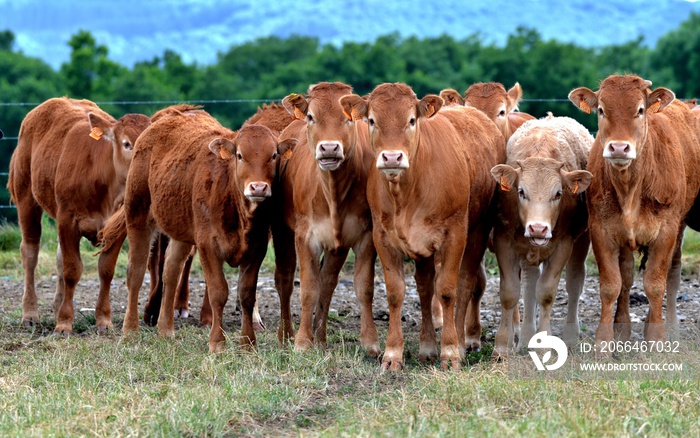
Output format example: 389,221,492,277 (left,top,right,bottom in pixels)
52,329,70,338
96,325,111,336
365,344,381,359
441,359,461,371
22,318,37,328
209,341,226,354
253,321,265,332
174,309,189,319
143,312,158,327
158,328,175,338
465,345,481,353
491,350,507,362
380,360,404,373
